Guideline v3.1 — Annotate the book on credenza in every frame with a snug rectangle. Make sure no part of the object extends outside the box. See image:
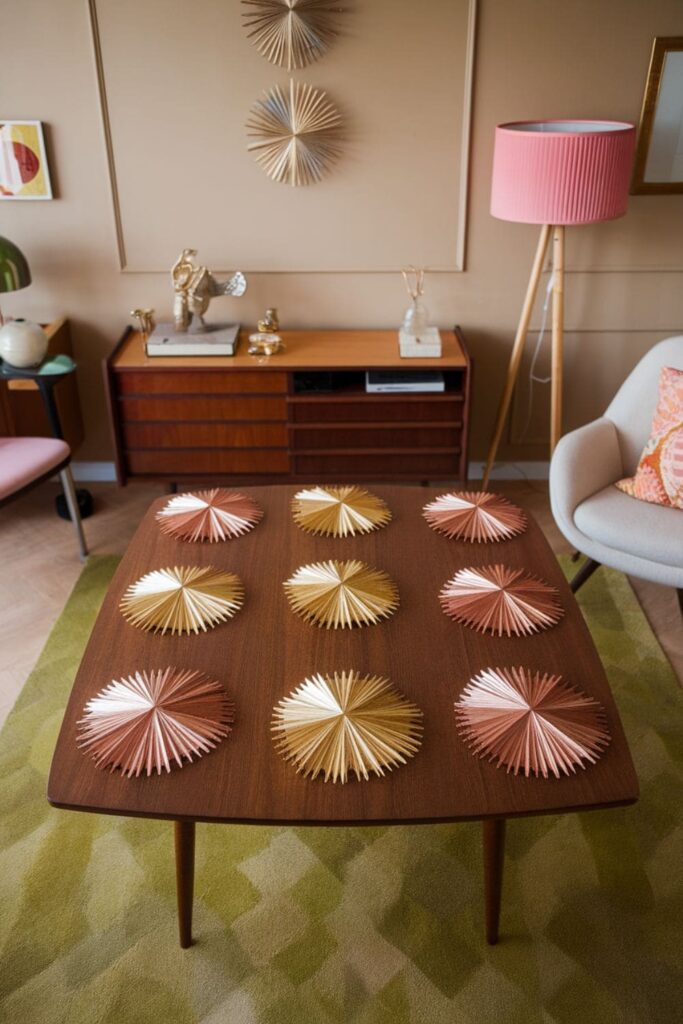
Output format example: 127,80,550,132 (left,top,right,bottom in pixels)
365,371,445,393
145,322,239,356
